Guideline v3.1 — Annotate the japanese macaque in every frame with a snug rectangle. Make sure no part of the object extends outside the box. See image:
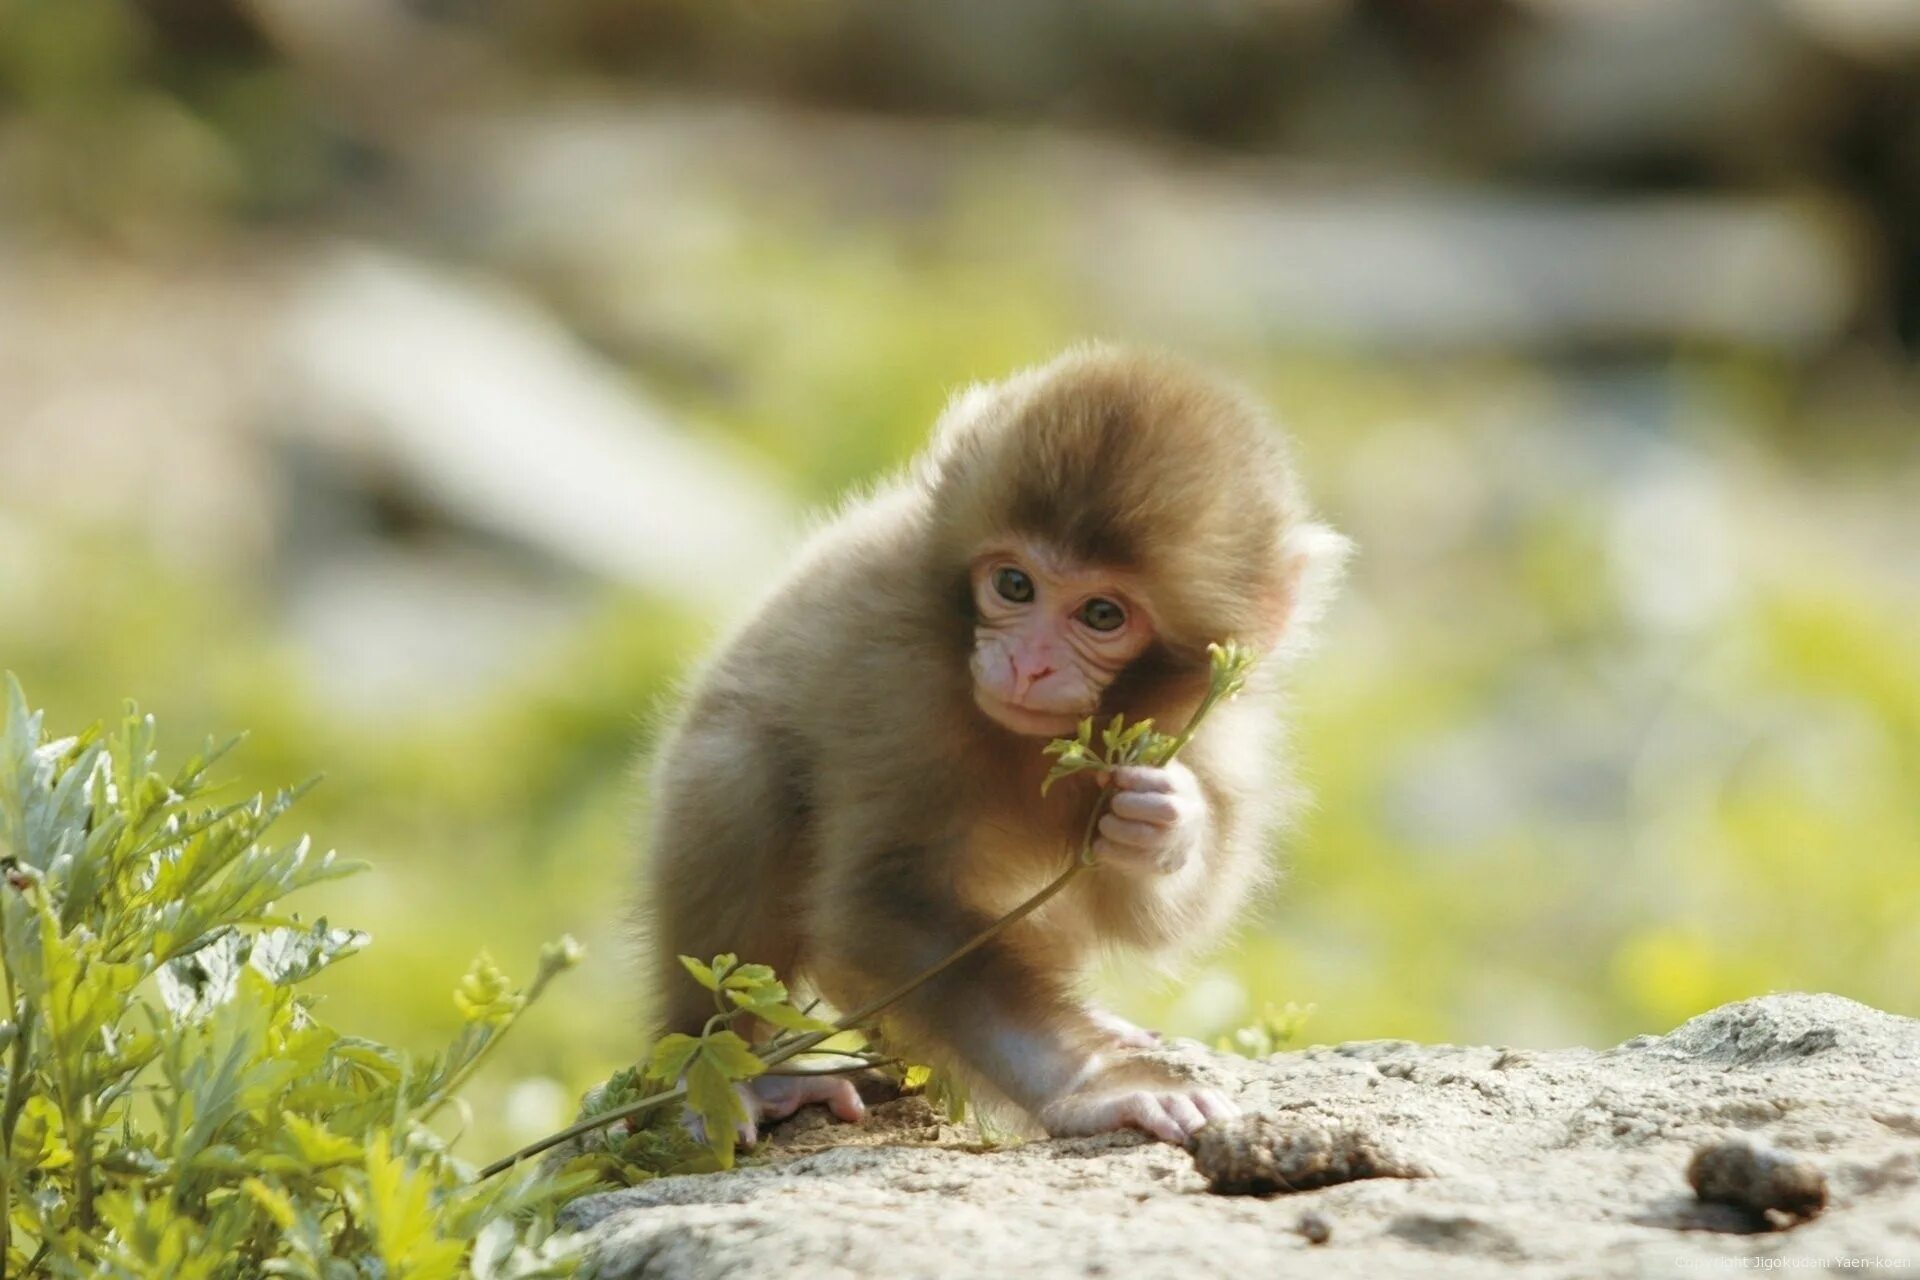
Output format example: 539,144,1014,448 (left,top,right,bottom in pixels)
640,345,1347,1145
